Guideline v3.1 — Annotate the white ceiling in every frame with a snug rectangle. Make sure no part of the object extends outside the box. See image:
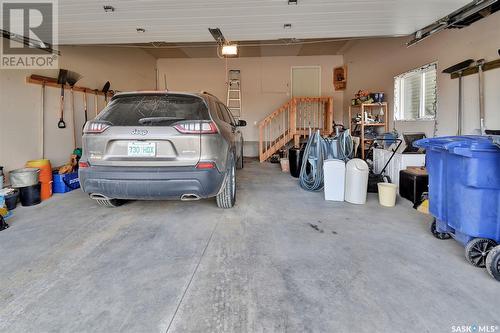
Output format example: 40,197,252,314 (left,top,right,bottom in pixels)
58,0,471,45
